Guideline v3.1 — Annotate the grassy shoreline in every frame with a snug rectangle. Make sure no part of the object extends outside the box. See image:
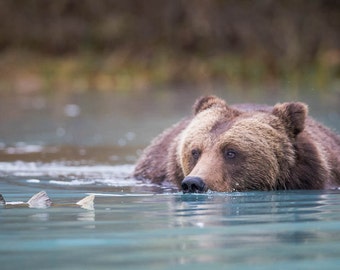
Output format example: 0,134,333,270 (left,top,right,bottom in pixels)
0,49,339,94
